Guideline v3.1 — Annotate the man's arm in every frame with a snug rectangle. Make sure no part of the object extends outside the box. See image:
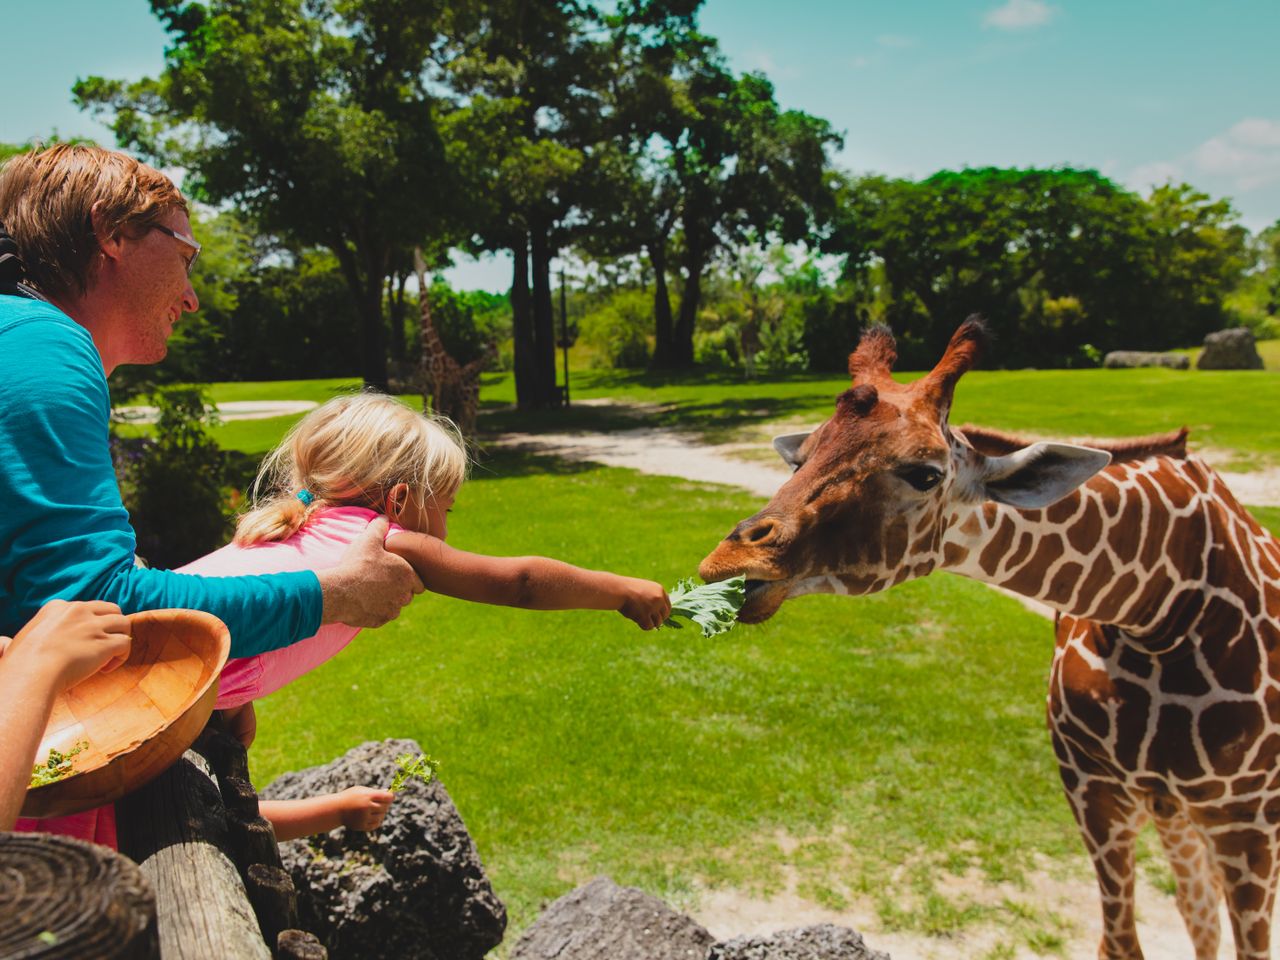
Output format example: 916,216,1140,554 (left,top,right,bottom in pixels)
0,309,418,654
